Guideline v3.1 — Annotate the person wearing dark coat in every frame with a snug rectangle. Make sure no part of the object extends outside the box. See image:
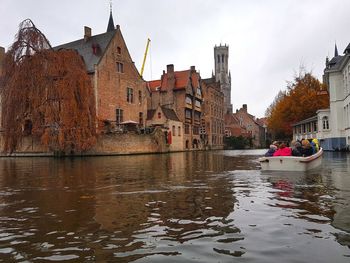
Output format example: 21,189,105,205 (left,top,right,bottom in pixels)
301,139,313,157
265,144,278,157
291,140,302,156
